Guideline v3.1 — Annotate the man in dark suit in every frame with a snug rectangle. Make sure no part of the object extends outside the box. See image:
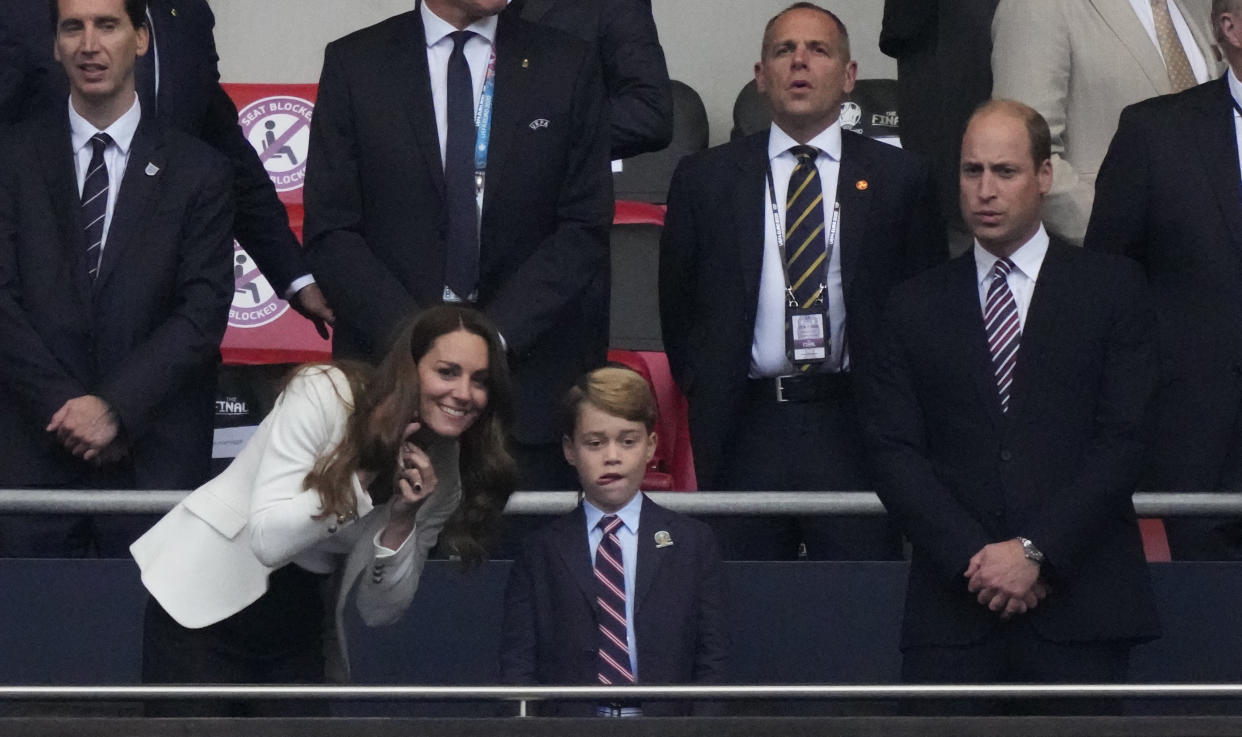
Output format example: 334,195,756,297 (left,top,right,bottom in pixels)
511,0,672,160
1085,0,1242,561
862,100,1160,714
880,0,998,253
658,2,943,560
0,0,234,556
500,366,727,716
0,0,333,332
304,0,612,490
